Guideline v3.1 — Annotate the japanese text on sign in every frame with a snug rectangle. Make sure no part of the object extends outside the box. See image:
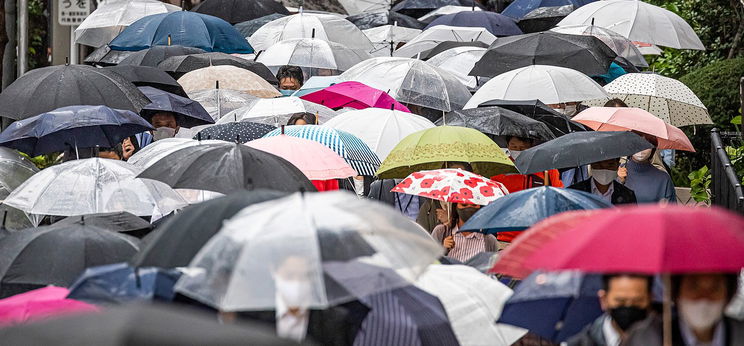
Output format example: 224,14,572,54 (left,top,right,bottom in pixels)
58,0,90,26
